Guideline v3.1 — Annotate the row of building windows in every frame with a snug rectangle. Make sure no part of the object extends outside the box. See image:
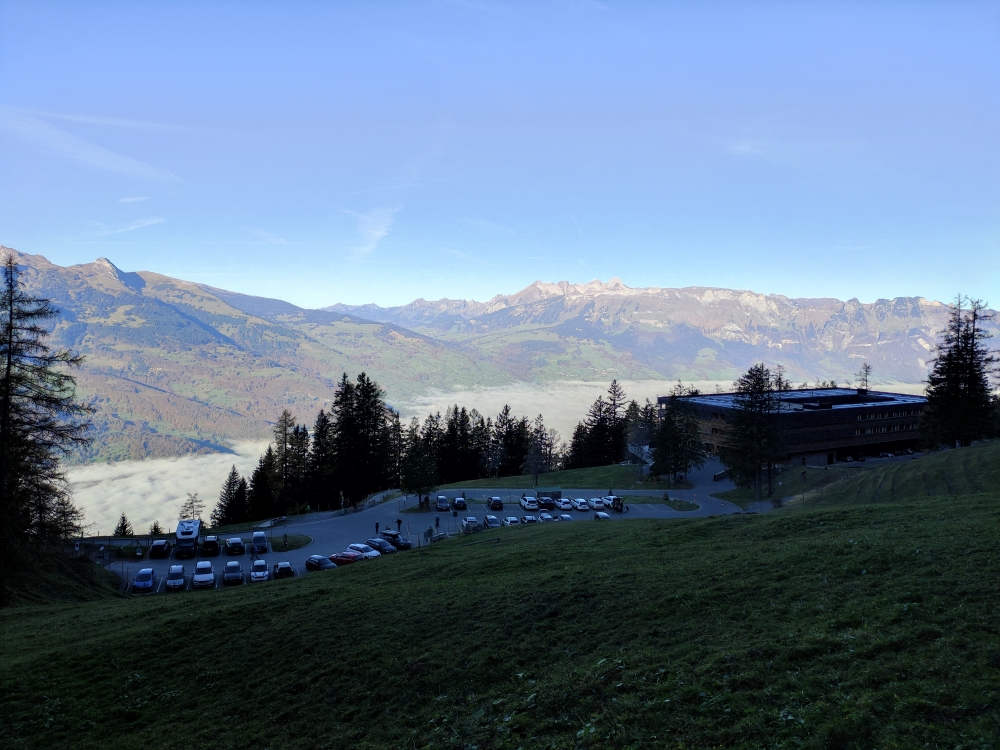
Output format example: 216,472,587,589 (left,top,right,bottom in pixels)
854,423,919,436
856,409,921,421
